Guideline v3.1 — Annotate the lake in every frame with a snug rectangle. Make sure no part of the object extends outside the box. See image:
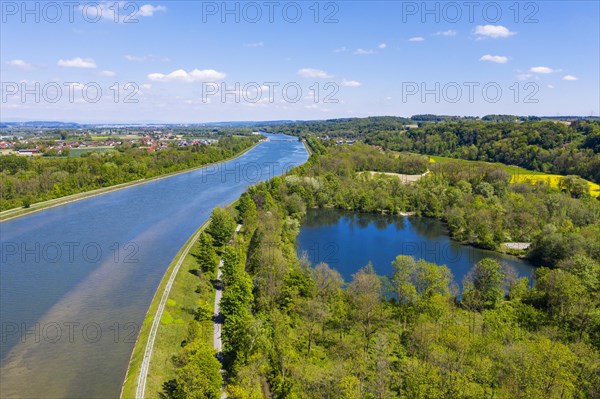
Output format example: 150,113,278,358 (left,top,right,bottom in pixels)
297,208,535,285
0,134,307,399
